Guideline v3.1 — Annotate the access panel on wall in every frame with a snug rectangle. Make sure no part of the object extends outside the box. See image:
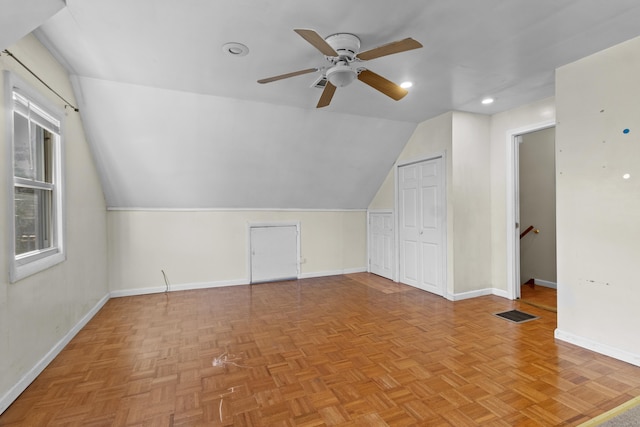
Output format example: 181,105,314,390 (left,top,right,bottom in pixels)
398,157,446,296
250,224,299,284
